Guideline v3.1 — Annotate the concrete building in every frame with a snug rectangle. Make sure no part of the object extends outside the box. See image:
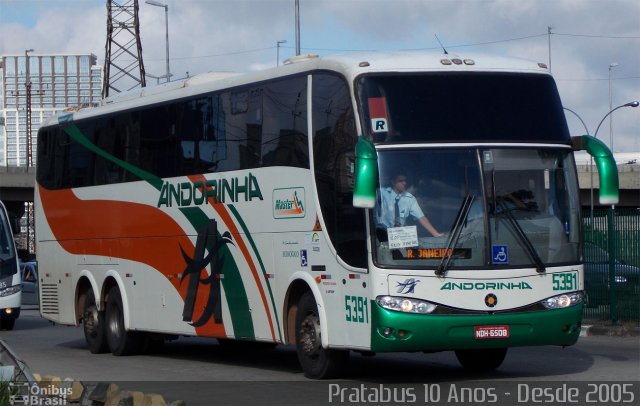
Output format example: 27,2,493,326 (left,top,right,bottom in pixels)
0,53,103,166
